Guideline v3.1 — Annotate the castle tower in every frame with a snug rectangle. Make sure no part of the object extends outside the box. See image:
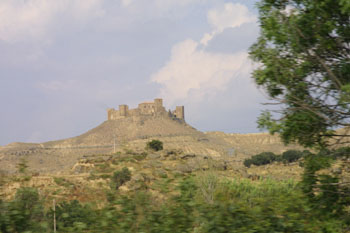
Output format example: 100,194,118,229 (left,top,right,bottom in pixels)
154,98,163,107
154,98,166,114
107,108,114,120
119,105,129,117
175,106,185,120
